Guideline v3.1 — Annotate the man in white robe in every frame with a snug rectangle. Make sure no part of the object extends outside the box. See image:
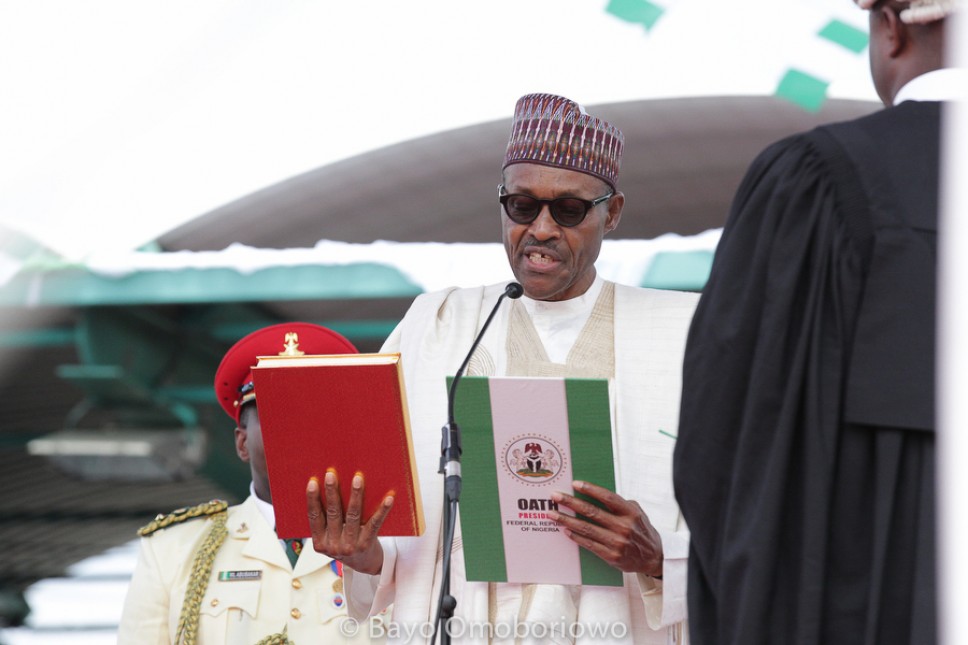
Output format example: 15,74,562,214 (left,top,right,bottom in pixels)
307,93,698,644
